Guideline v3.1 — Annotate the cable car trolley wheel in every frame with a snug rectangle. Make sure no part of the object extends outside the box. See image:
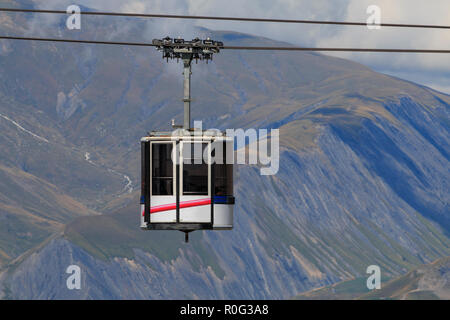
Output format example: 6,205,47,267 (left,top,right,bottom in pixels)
140,130,235,241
